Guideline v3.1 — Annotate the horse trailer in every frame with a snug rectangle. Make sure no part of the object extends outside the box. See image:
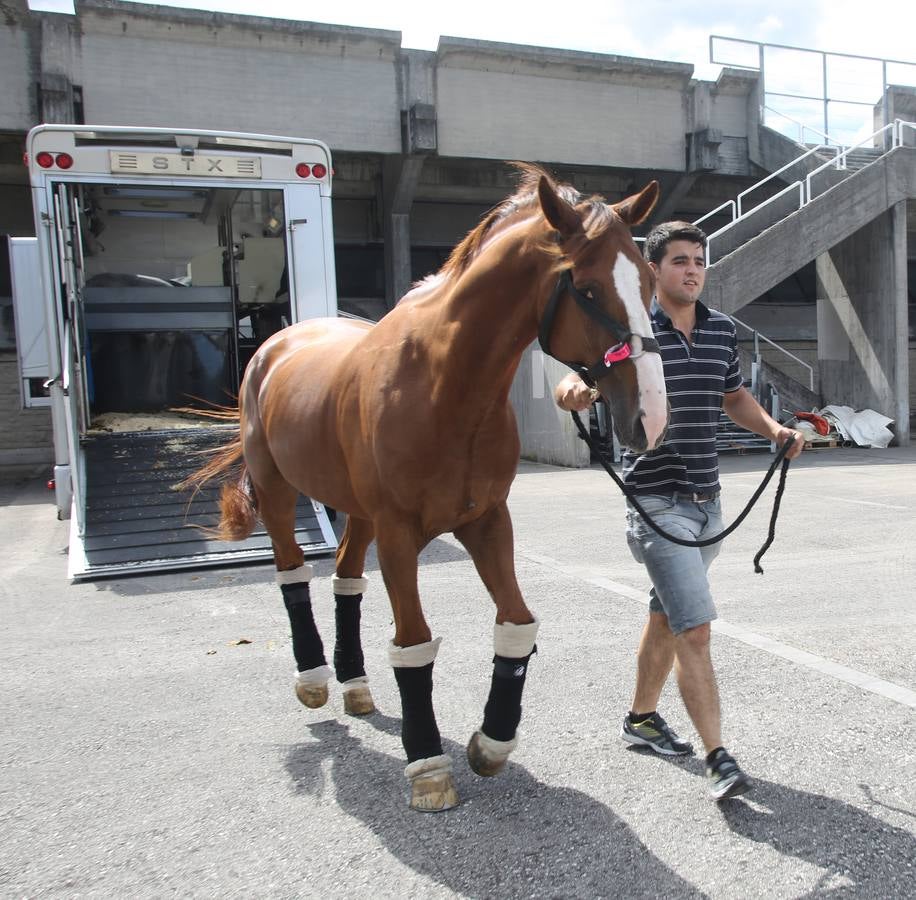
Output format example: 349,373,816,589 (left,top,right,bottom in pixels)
12,125,341,579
